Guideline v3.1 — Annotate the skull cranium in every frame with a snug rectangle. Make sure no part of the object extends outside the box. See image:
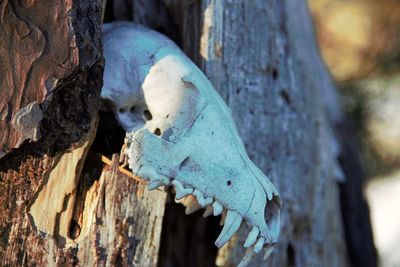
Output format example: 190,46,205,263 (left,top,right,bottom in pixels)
101,22,281,263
